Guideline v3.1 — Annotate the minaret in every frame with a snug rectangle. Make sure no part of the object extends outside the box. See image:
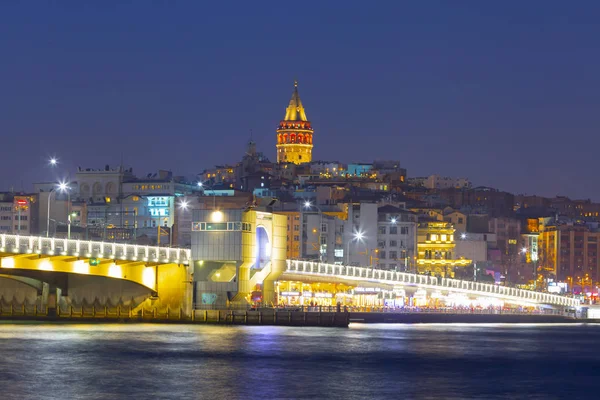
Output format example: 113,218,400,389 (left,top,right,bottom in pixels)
276,80,314,164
